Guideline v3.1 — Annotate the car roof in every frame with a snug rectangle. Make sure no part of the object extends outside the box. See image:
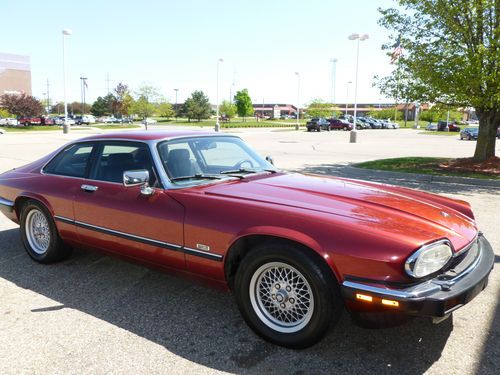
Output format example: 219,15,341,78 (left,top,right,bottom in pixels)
77,130,221,142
